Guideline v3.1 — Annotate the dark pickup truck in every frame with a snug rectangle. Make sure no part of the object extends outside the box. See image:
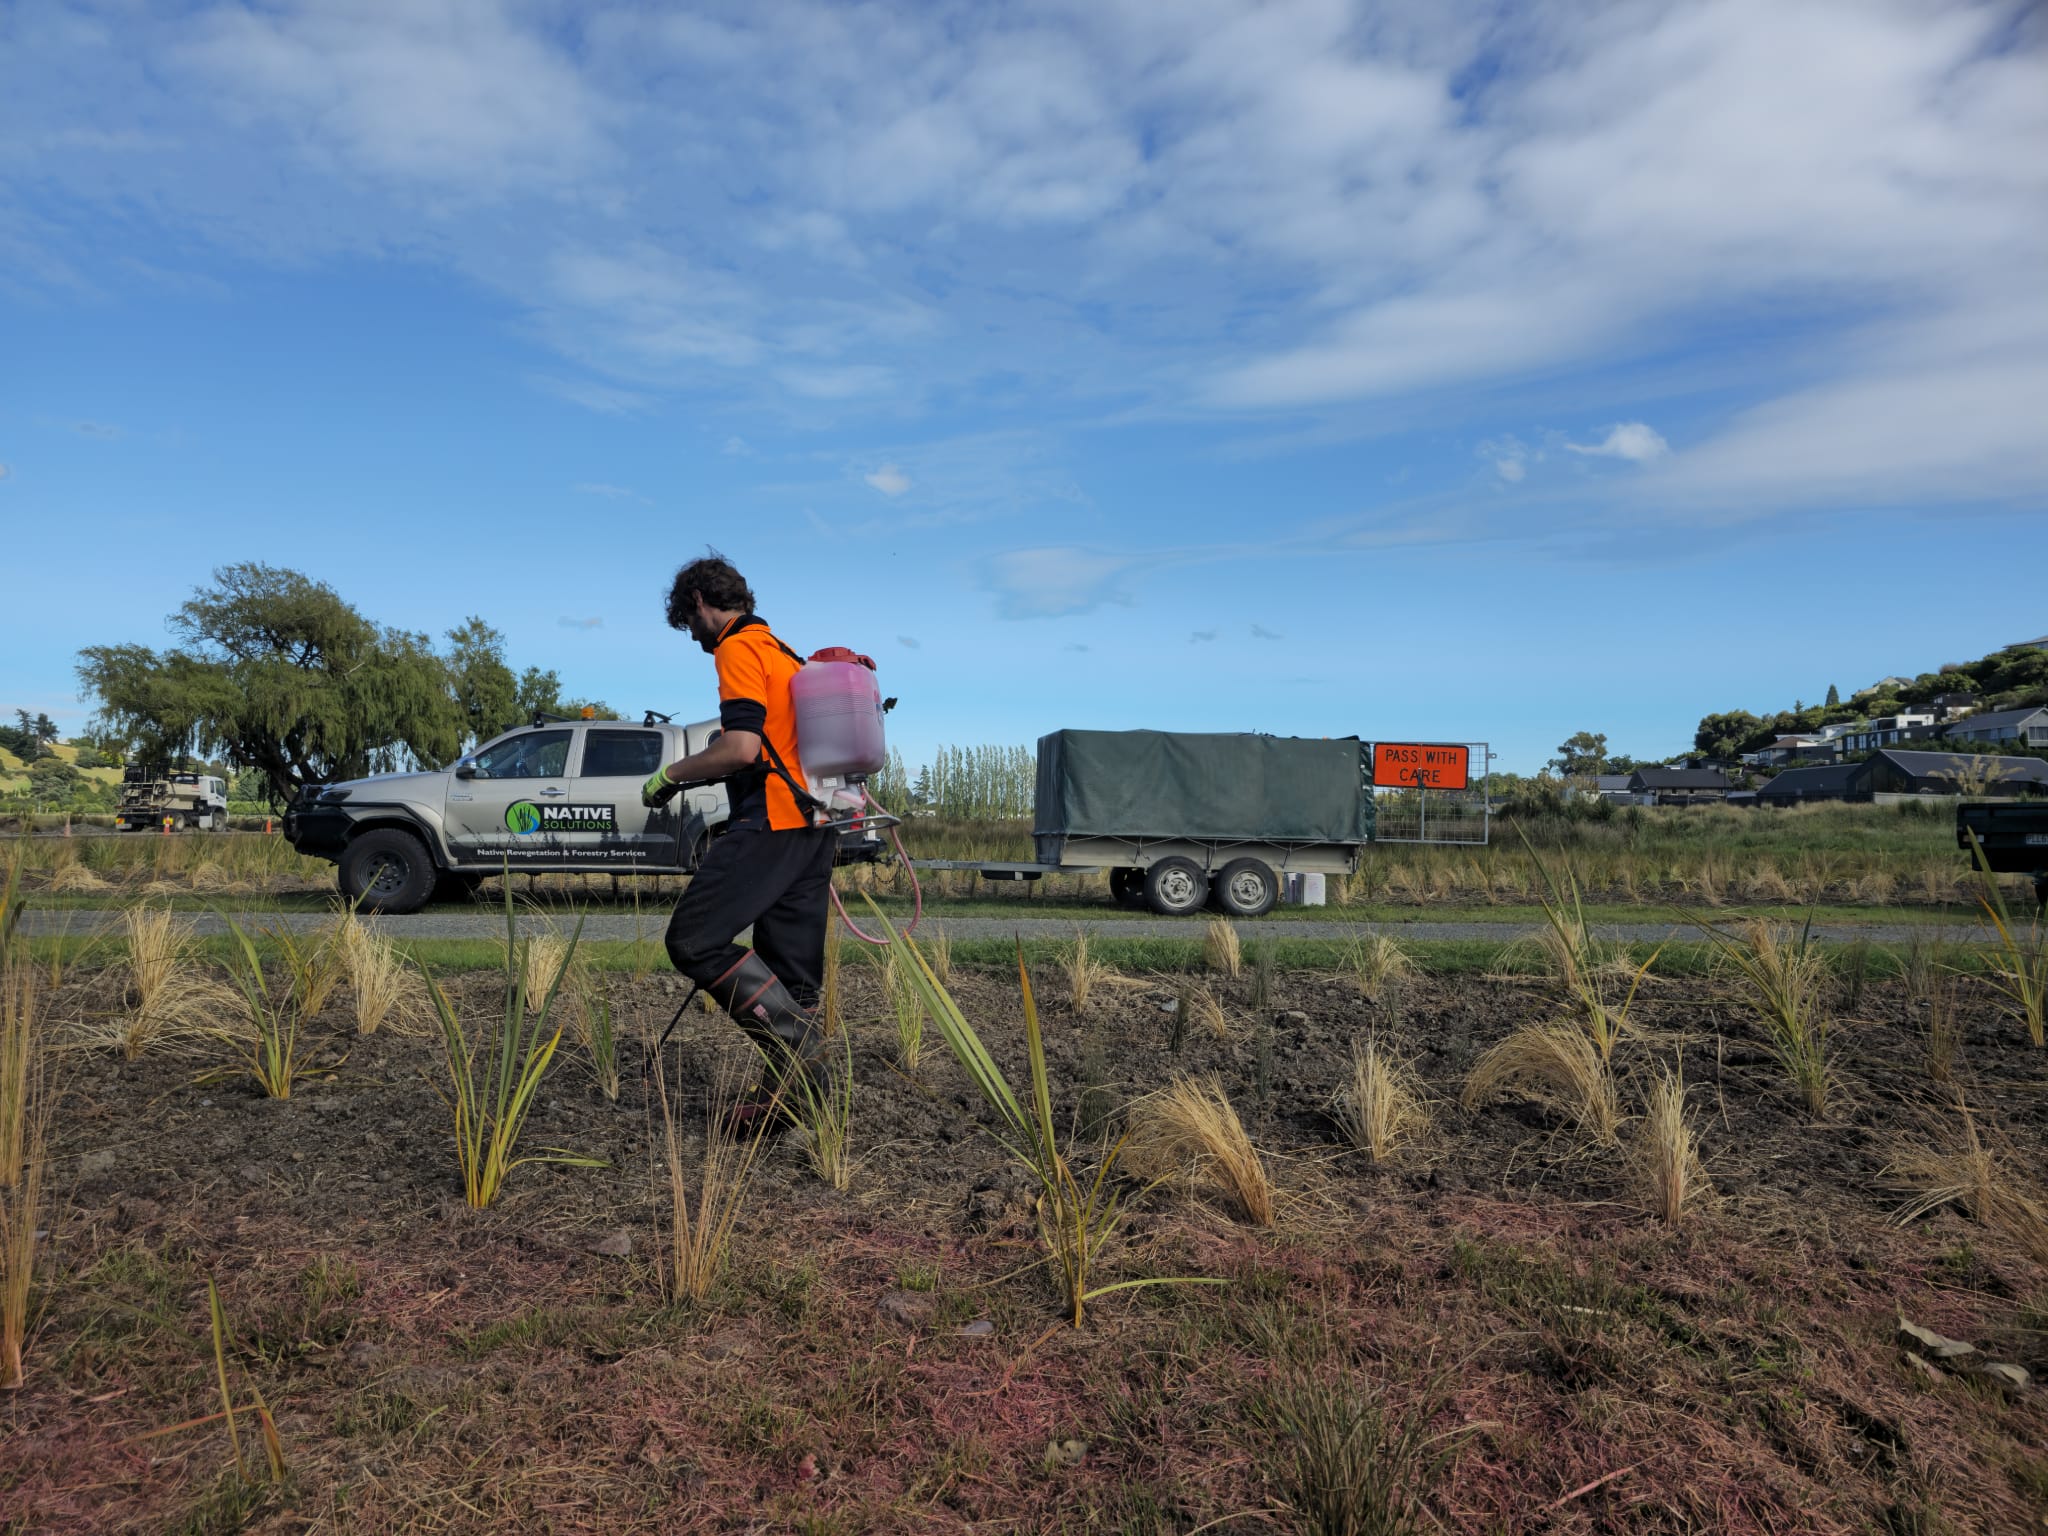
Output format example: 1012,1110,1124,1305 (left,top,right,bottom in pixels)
1957,801,2048,913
